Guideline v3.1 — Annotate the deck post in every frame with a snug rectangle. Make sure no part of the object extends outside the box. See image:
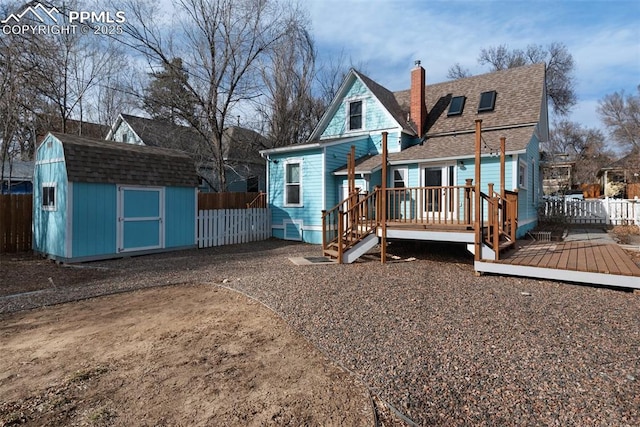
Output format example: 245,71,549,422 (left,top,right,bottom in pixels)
474,119,482,261
465,178,473,225
337,209,344,264
381,132,388,264
321,210,327,250
500,137,506,200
